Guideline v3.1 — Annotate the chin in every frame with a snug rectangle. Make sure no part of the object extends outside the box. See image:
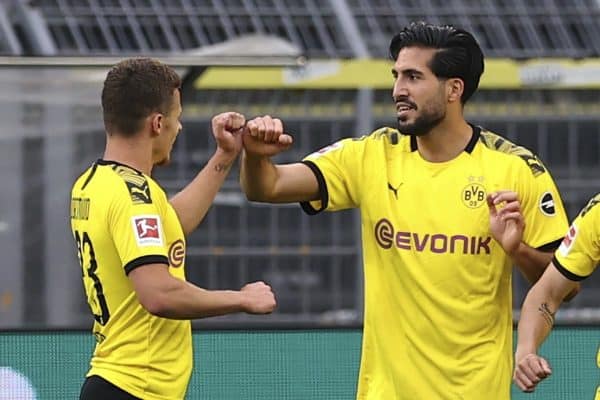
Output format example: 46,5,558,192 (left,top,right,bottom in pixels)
397,122,428,137
156,157,170,166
